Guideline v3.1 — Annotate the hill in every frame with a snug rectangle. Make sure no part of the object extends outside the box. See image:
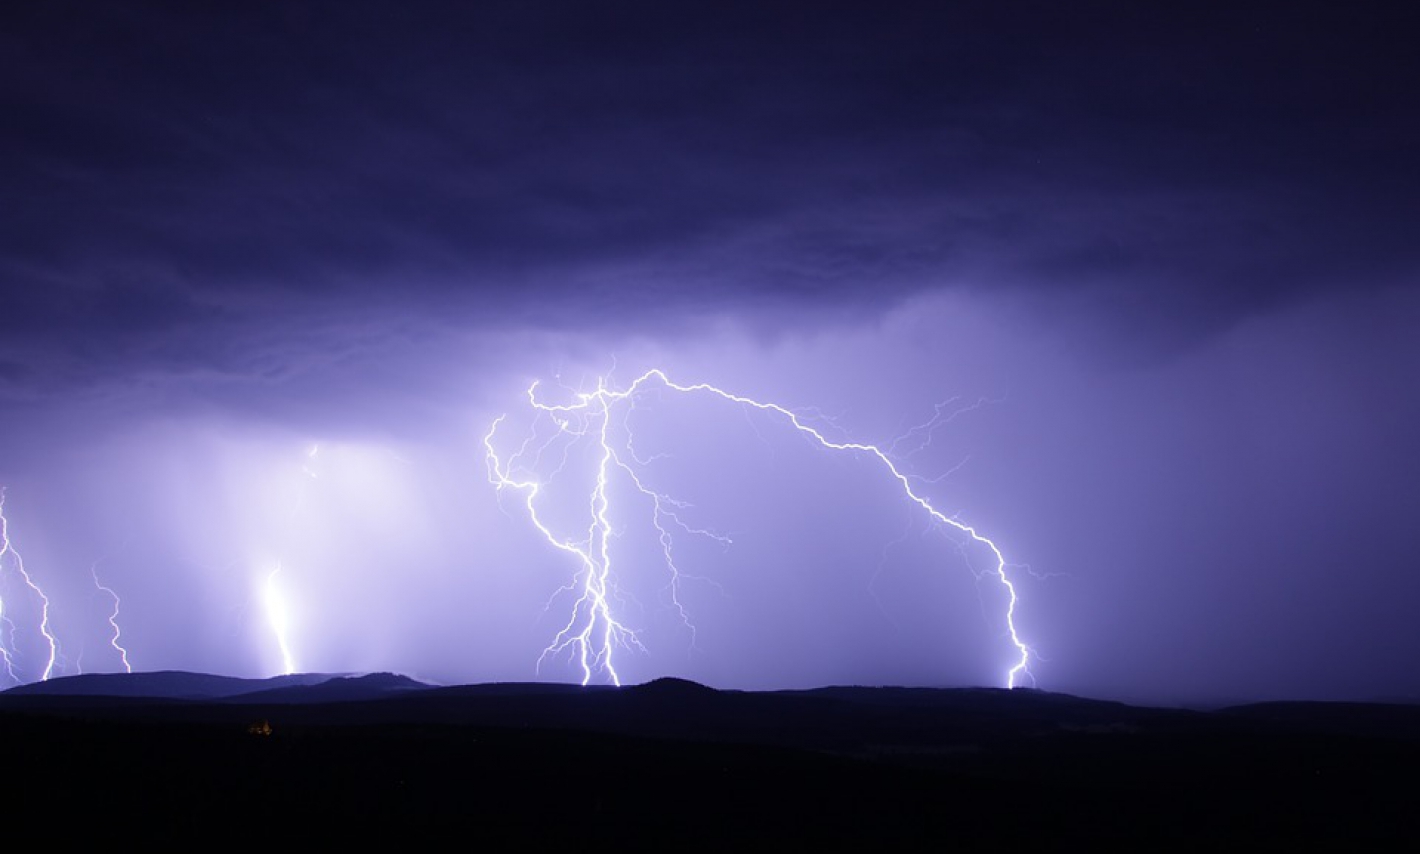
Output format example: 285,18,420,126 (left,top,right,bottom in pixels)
2,672,1416,845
